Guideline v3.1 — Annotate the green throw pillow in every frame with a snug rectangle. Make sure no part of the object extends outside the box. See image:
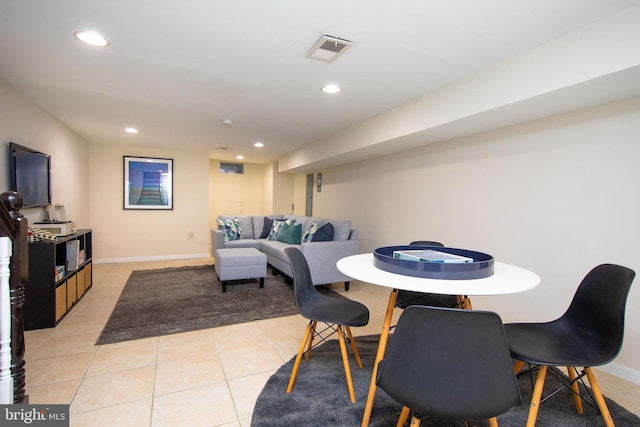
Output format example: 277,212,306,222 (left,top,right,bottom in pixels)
276,222,302,244
267,219,295,240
